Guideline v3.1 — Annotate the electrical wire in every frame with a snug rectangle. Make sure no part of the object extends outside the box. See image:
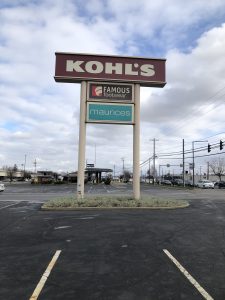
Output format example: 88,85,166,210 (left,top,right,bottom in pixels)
169,85,225,133
140,140,224,167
